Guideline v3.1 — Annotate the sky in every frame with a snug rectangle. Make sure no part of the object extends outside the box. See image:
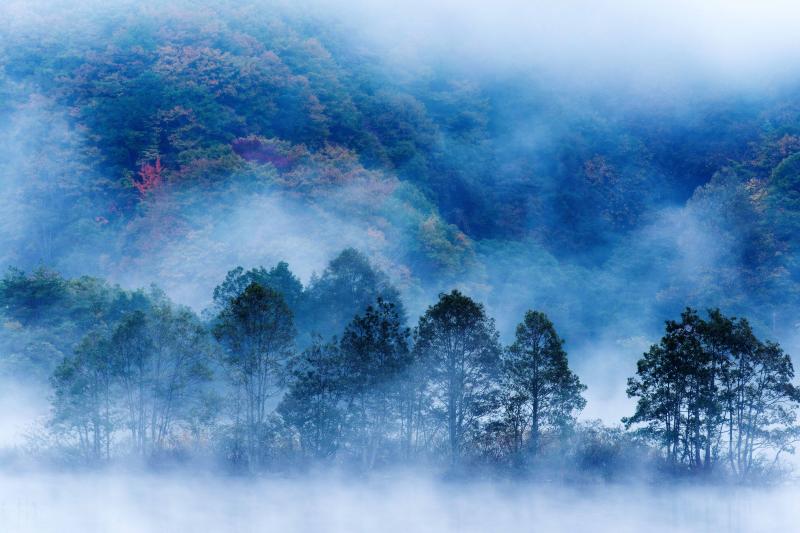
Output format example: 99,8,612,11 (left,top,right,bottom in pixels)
301,0,800,92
